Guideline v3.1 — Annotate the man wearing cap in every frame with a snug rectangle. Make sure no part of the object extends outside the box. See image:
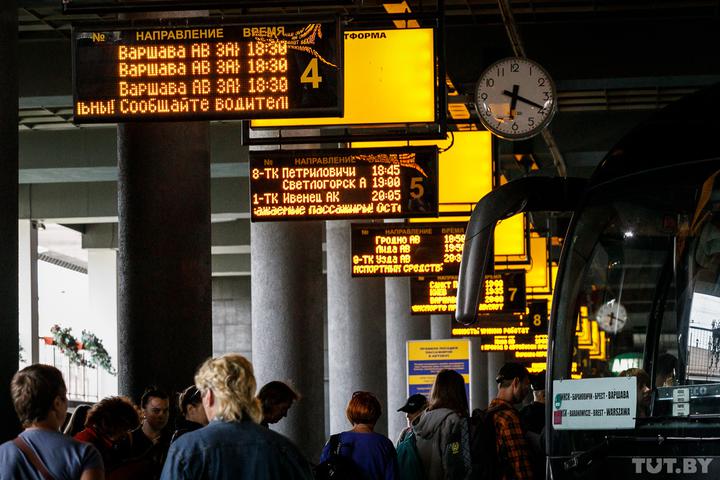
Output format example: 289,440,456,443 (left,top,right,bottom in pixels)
520,371,546,480
520,371,546,435
489,362,534,480
395,393,427,444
